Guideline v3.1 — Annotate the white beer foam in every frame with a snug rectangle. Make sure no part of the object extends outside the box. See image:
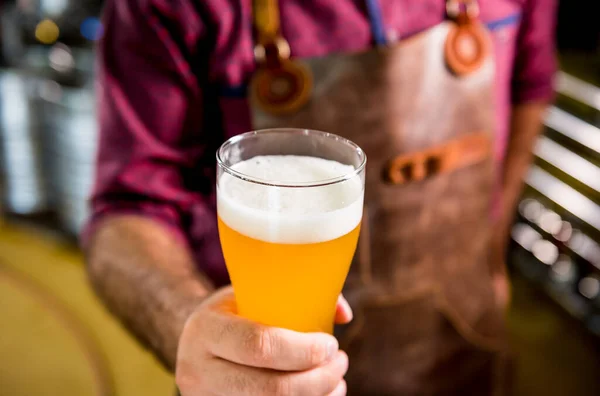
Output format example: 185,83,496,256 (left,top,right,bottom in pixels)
218,155,364,244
